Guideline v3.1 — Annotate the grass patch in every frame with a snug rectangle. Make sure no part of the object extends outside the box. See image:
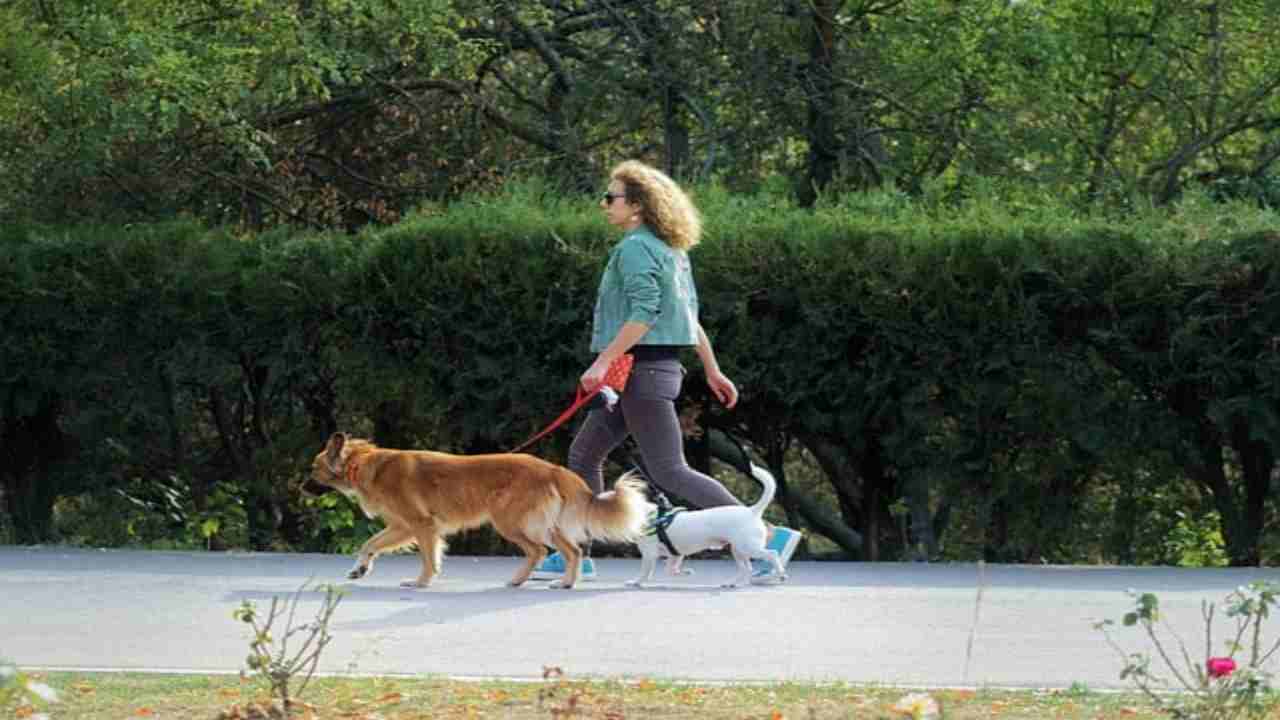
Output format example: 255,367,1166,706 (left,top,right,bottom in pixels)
16,671,1170,719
